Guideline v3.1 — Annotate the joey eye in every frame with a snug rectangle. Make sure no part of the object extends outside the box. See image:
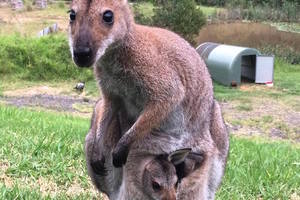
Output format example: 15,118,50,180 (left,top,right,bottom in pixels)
152,181,161,191
69,9,76,22
102,10,114,25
